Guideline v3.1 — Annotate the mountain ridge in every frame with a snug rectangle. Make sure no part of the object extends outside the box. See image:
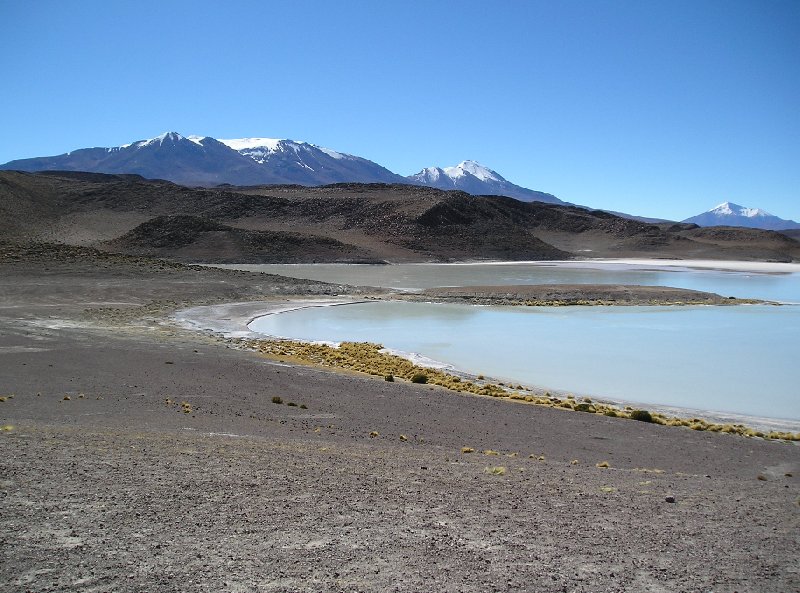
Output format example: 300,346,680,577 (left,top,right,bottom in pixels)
683,201,800,231
0,131,563,204
2,133,798,226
